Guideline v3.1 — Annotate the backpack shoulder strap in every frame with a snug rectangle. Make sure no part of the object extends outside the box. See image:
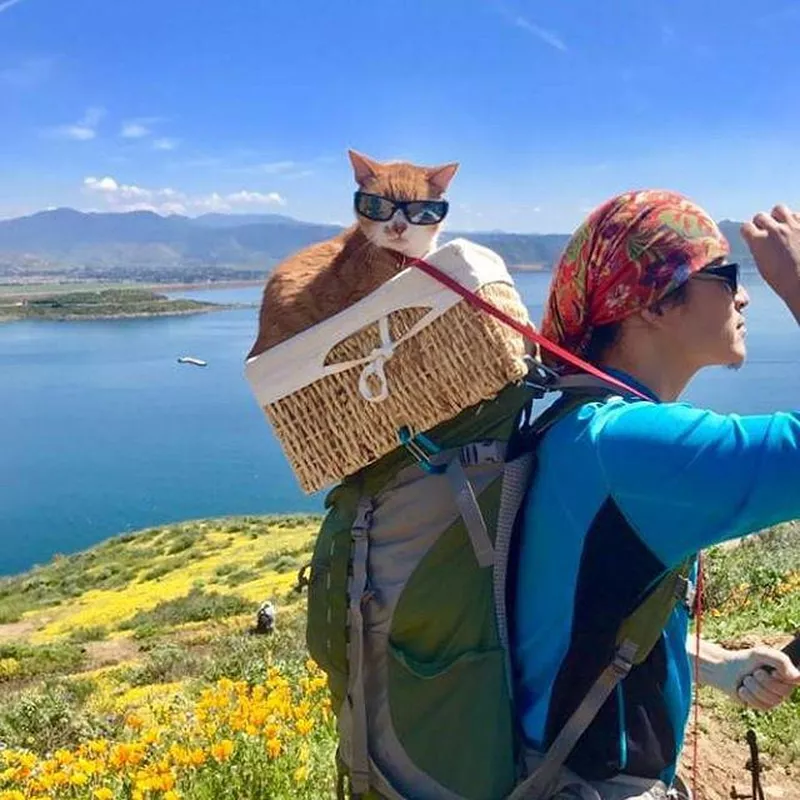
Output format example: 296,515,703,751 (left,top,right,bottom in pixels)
508,557,696,800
